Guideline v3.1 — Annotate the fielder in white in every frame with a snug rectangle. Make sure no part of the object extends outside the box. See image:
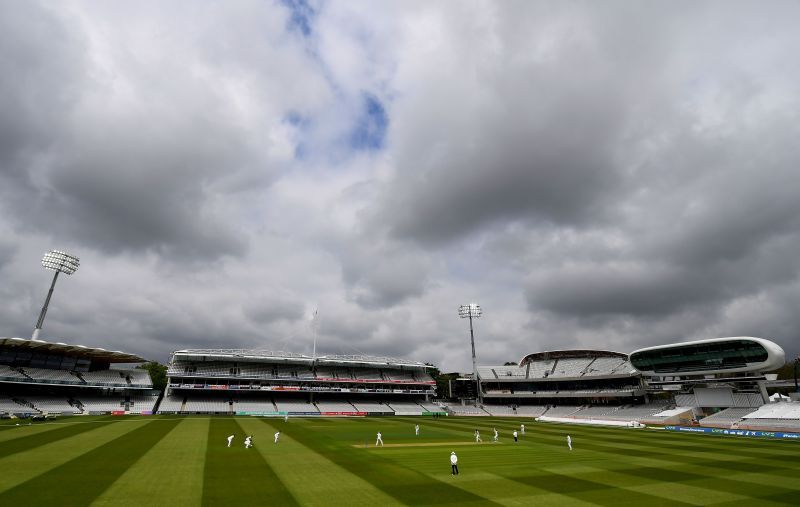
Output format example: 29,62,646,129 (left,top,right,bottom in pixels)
415,424,420,436
493,427,499,442
284,414,289,423
520,424,525,435
244,436,252,449
274,431,280,444
226,434,234,447
567,435,572,450
474,430,482,443
376,431,384,446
